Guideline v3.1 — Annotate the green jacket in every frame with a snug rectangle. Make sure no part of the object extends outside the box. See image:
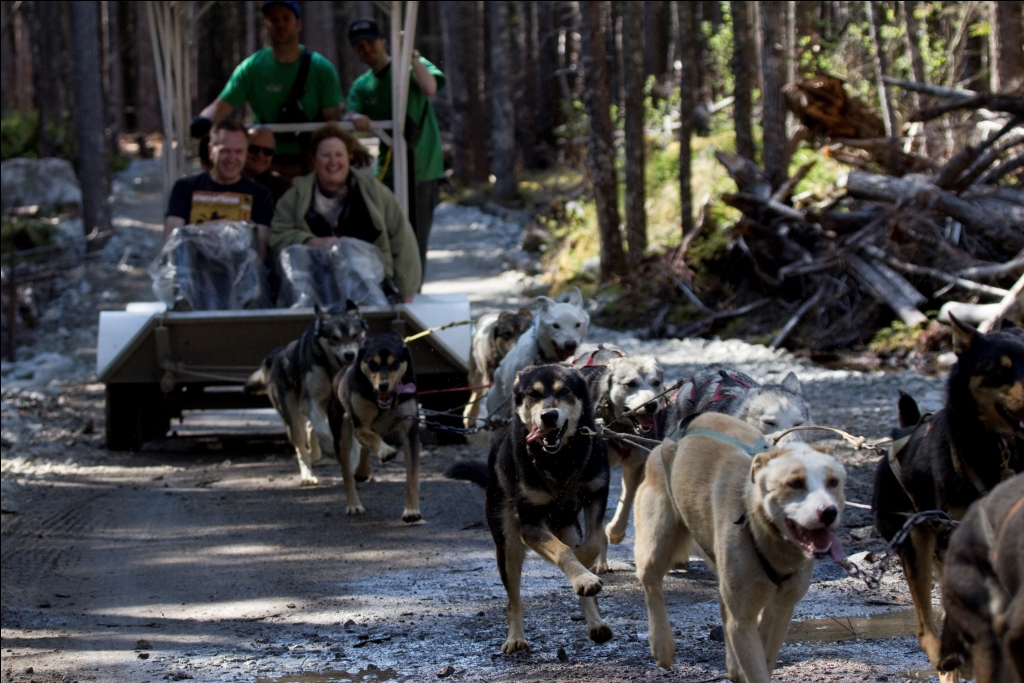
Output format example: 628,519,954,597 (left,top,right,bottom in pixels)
269,169,423,298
